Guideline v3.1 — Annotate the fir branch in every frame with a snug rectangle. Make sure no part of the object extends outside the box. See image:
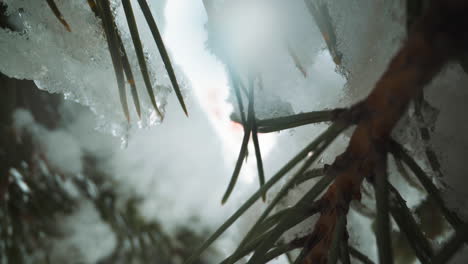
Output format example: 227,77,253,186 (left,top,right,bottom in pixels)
303,1,468,262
